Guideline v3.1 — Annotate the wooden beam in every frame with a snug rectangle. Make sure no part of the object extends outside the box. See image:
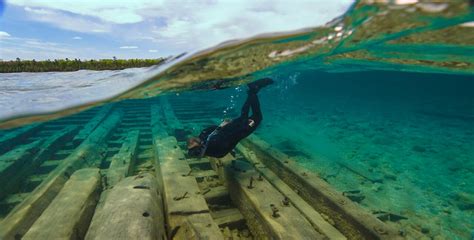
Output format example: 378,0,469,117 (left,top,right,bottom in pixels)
0,125,79,200
237,143,346,240
150,111,223,239
159,96,183,131
224,159,325,239
23,168,101,240
157,136,223,239
0,111,122,240
85,173,166,240
0,140,43,201
0,123,42,155
241,135,402,240
73,104,114,144
106,130,140,187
